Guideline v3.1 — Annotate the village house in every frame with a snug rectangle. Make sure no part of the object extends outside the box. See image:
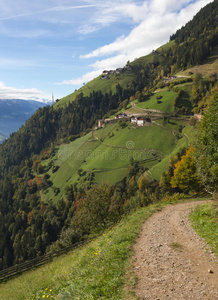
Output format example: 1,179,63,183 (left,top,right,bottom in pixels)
100,75,109,80
131,116,137,124
115,68,123,74
124,64,132,70
98,119,105,128
114,113,128,119
131,116,151,126
137,117,146,126
194,113,203,120
163,75,176,83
